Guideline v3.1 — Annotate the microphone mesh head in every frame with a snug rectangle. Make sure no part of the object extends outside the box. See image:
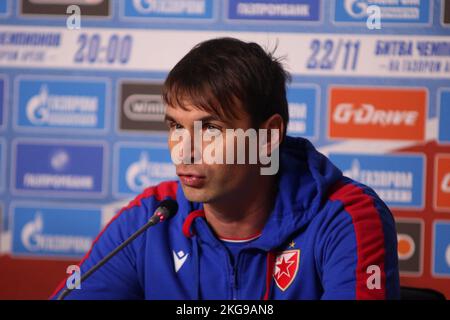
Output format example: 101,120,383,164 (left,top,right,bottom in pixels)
158,199,179,219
